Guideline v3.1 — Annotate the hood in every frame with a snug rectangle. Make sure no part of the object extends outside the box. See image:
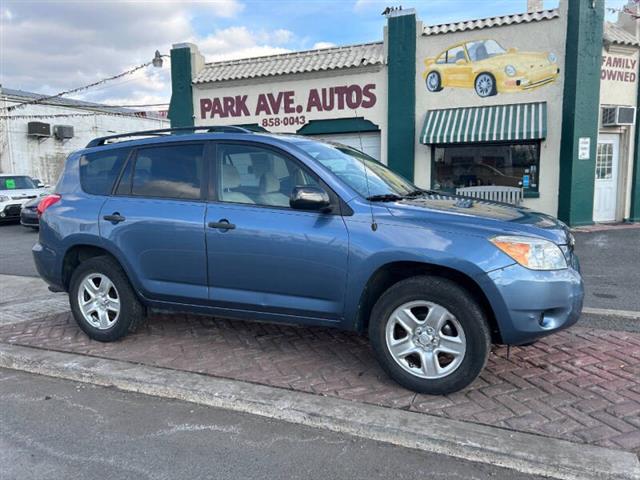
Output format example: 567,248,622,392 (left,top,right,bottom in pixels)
475,51,552,69
386,193,572,245
0,188,42,200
